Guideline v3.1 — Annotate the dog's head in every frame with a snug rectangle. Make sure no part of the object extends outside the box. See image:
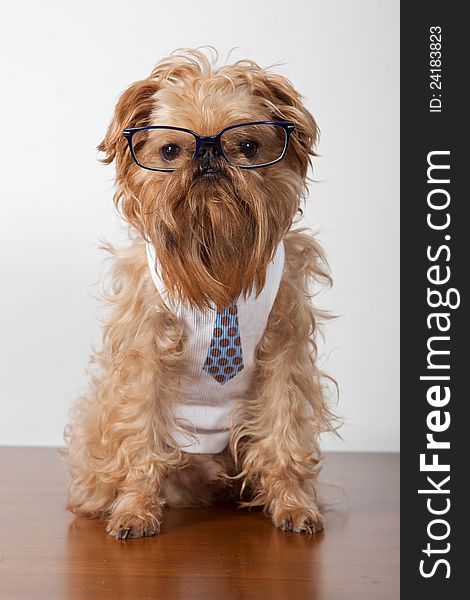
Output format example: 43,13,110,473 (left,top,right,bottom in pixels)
99,49,317,309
